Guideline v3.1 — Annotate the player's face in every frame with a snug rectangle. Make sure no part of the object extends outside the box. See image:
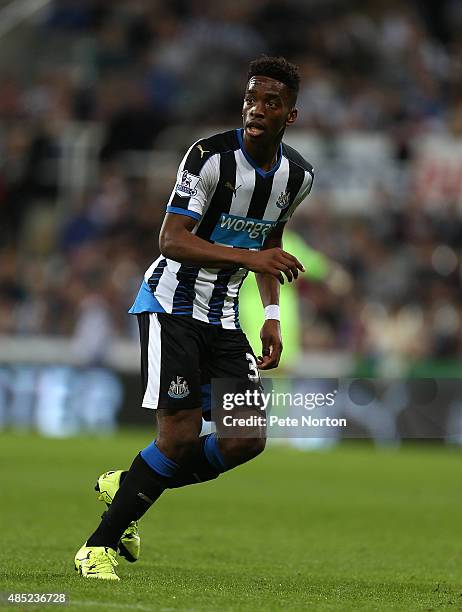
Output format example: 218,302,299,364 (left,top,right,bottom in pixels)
242,76,297,143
